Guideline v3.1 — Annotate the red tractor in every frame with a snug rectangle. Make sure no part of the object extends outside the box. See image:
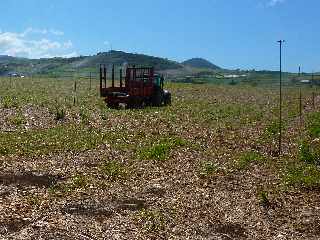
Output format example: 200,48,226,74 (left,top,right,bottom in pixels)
100,65,171,108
